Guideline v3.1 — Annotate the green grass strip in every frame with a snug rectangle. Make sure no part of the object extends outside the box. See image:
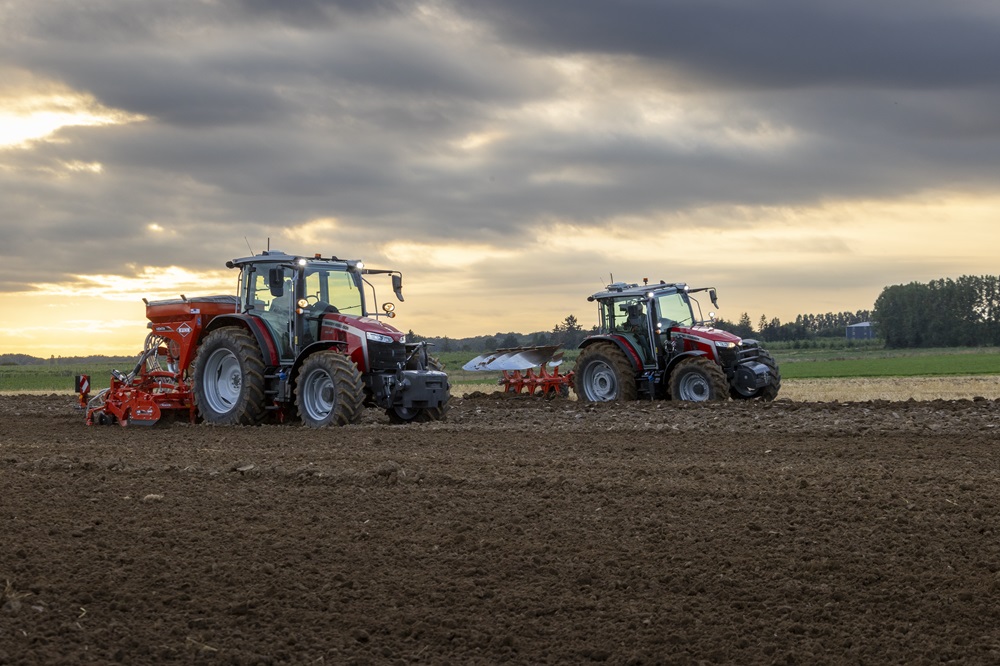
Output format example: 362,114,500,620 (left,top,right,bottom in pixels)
778,352,1000,379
